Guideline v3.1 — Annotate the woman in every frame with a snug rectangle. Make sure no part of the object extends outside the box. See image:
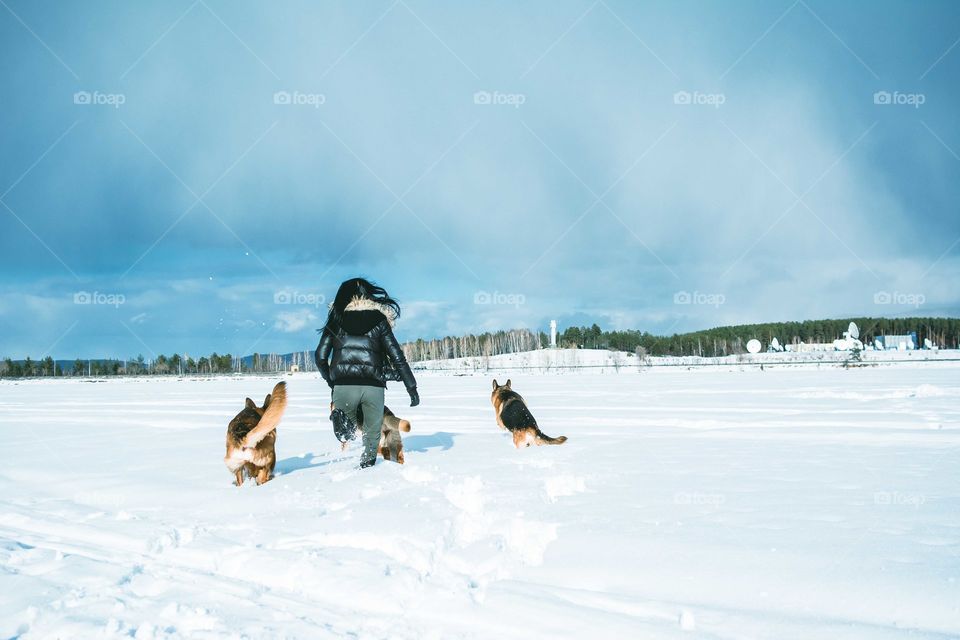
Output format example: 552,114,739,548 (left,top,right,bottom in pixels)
315,278,419,468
